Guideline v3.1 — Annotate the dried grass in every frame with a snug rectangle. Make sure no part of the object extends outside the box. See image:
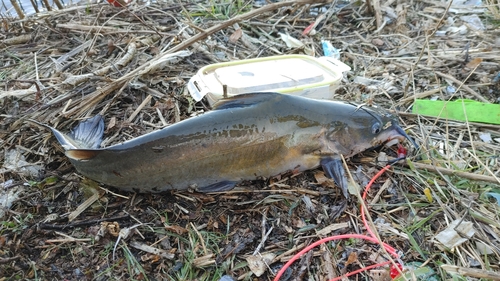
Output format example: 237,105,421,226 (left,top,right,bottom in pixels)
1,0,499,280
